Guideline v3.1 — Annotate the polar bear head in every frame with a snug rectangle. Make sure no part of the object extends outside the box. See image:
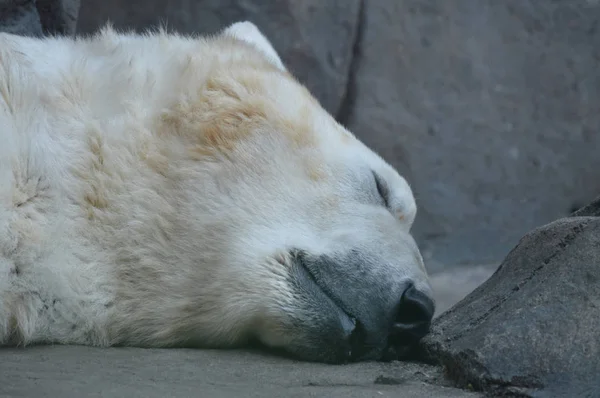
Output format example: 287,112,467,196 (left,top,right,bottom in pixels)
135,22,435,364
